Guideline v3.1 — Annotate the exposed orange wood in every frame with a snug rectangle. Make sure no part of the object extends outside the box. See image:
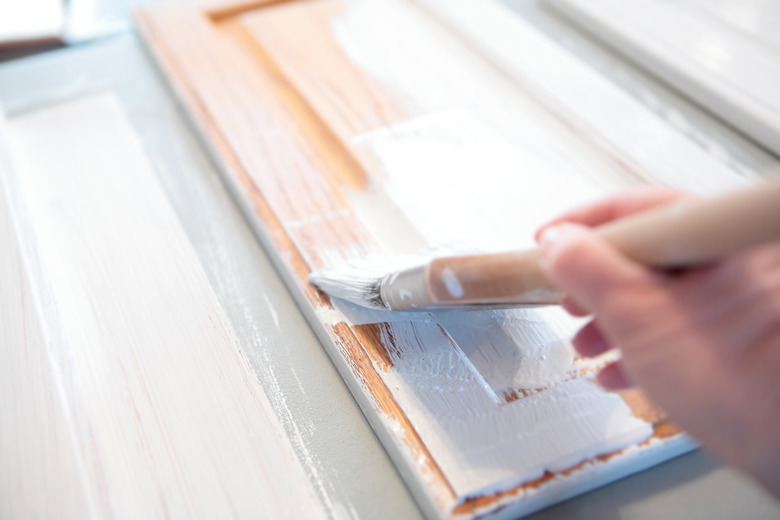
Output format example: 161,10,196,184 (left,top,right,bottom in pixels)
206,0,297,21
217,16,370,191
242,0,409,137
